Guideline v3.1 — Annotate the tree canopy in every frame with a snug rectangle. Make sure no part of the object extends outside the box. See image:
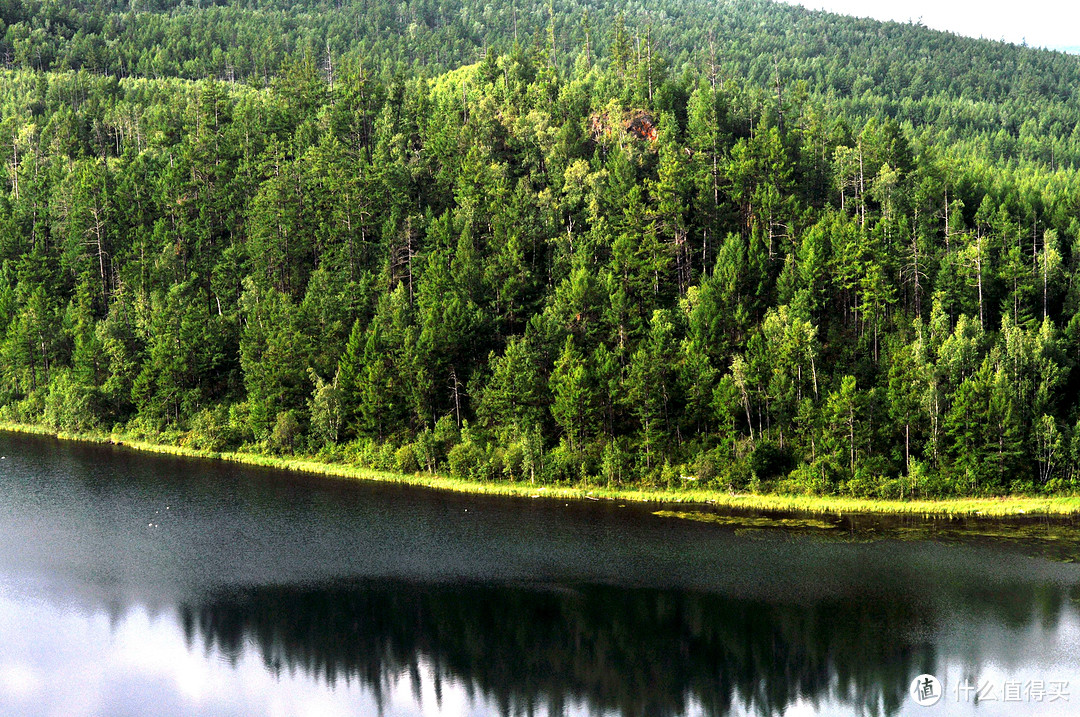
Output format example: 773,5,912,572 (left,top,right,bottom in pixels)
3,0,1080,497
